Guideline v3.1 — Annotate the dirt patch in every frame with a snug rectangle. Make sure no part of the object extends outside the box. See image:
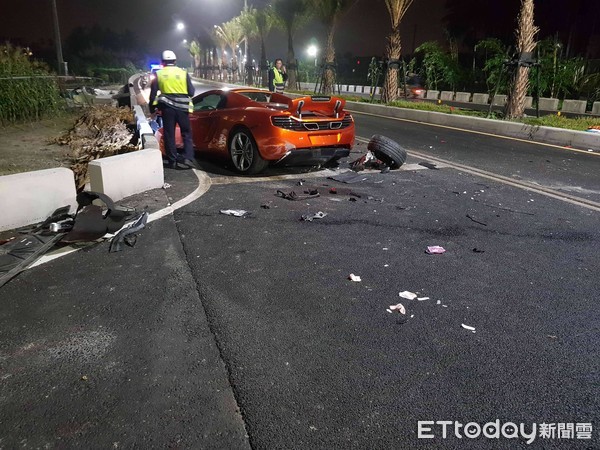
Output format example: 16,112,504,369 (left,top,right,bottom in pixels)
0,113,78,176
